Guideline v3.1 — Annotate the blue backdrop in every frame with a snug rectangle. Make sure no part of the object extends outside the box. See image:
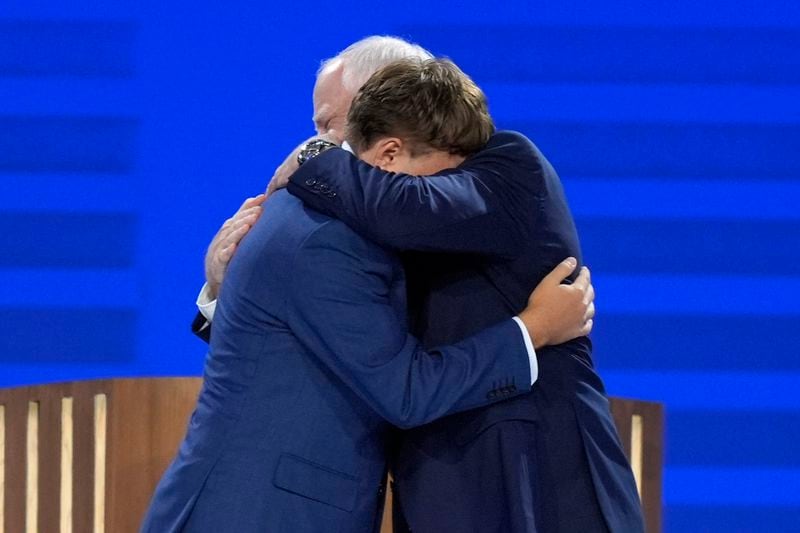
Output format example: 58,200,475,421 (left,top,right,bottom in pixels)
2,1,799,531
